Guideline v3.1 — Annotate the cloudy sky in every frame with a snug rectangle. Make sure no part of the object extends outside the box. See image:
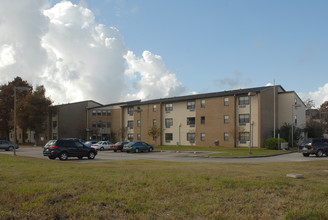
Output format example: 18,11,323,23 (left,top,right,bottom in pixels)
0,0,327,107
